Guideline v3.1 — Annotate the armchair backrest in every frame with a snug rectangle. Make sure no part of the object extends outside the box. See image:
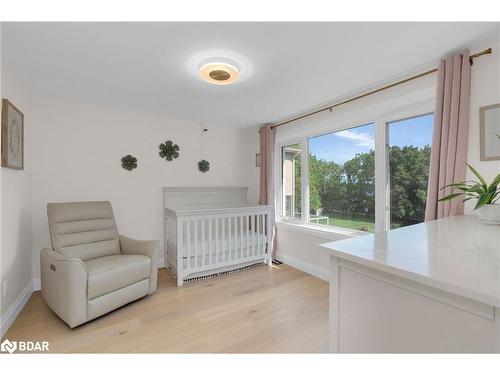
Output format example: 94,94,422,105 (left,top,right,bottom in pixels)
47,201,120,261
